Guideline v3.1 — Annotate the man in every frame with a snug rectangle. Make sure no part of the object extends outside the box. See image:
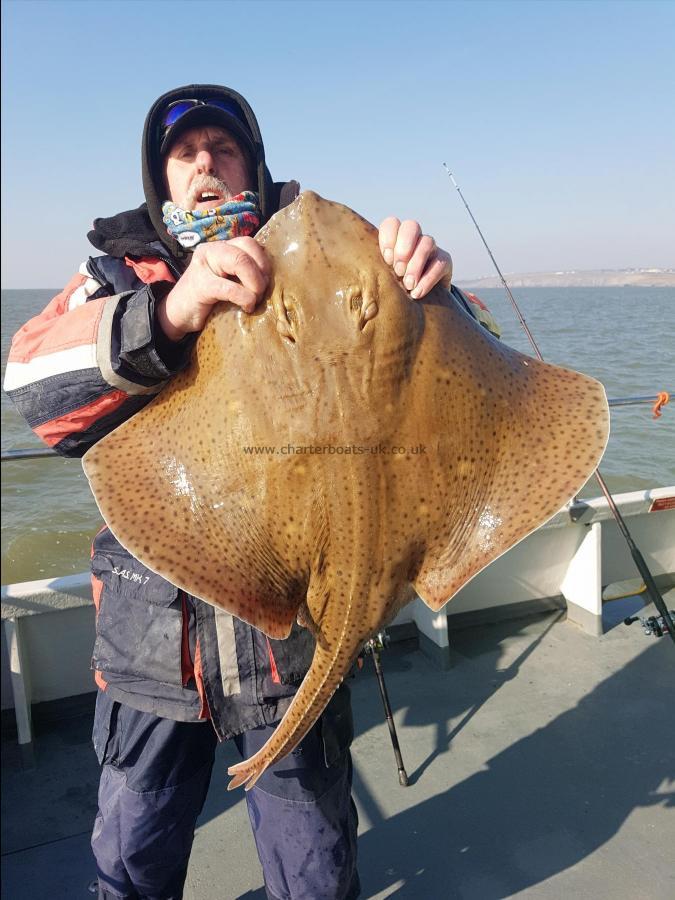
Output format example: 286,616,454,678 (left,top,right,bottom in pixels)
4,84,488,900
